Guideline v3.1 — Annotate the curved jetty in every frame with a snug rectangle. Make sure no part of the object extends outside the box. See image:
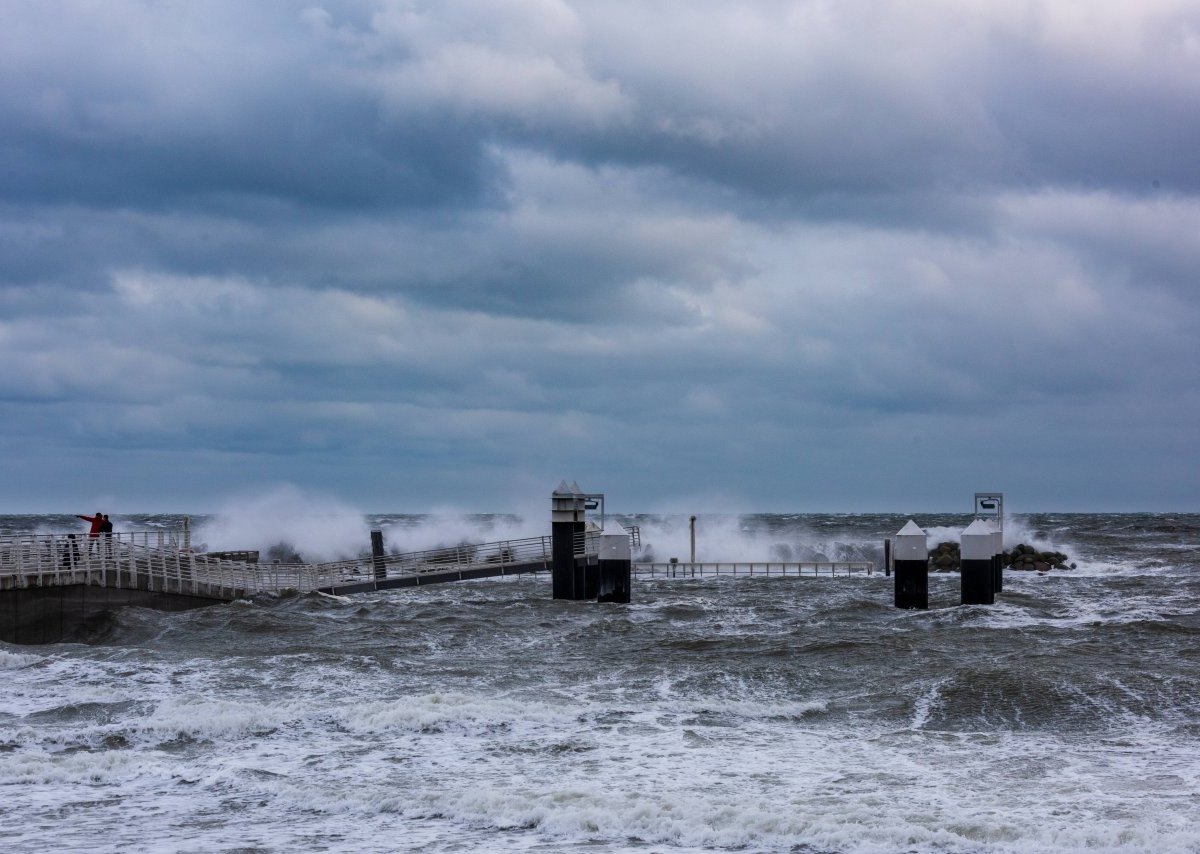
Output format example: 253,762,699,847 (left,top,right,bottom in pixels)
0,529,561,643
